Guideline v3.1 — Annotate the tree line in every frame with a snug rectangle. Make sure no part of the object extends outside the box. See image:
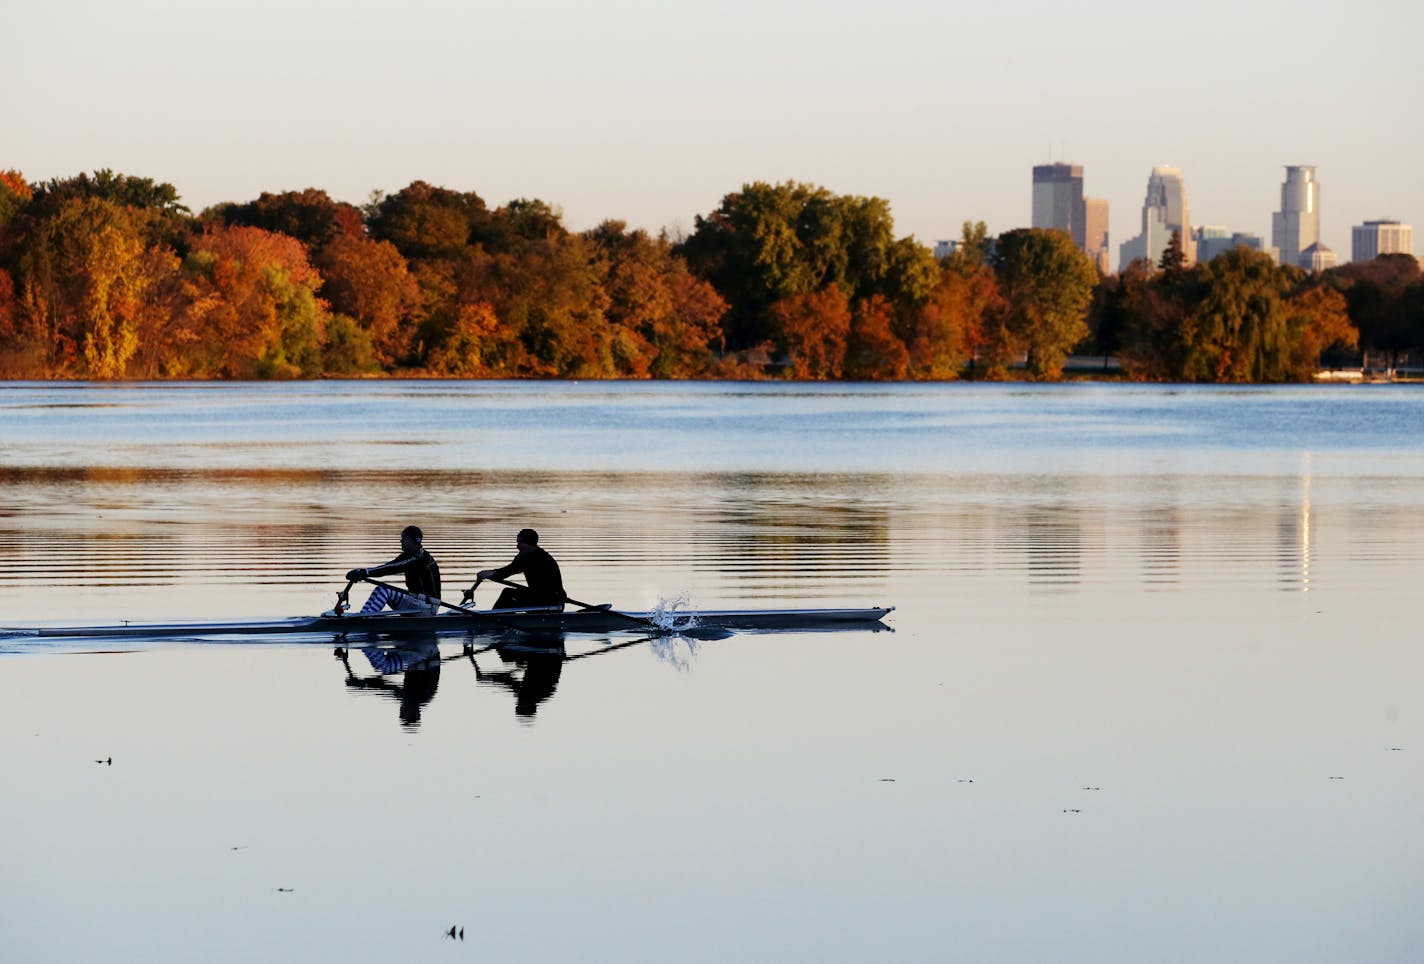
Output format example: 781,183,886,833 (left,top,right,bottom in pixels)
0,169,1418,381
